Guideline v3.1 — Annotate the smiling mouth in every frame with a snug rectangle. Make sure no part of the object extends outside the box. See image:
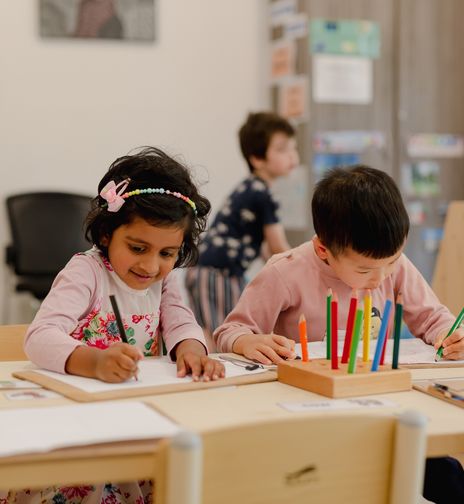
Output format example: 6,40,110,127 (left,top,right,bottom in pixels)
131,270,155,280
